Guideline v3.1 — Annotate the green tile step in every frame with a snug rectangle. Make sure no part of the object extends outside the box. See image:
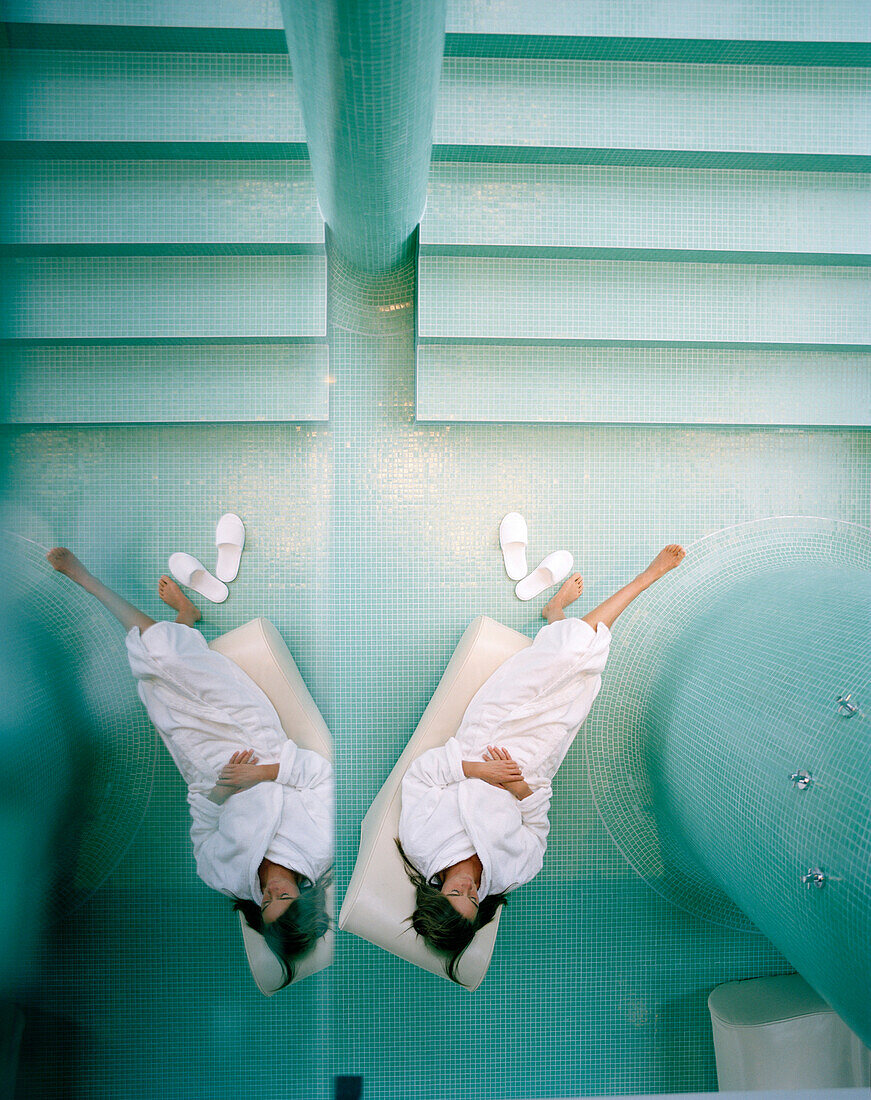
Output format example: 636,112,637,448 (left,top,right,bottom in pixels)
0,141,310,160
420,244,870,268
7,0,868,59
443,34,871,67
0,255,326,341
421,163,870,262
7,15,867,66
445,0,871,54
417,255,869,347
429,146,870,173
2,343,330,424
0,49,305,144
9,25,869,65
0,160,323,246
0,0,281,32
0,244,326,257
433,57,870,165
414,342,871,426
2,24,285,53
